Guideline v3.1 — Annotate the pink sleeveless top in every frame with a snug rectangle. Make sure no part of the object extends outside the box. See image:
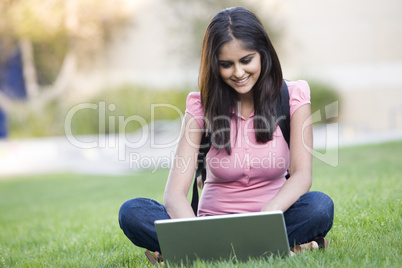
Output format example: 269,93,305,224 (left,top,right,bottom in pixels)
185,80,311,216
